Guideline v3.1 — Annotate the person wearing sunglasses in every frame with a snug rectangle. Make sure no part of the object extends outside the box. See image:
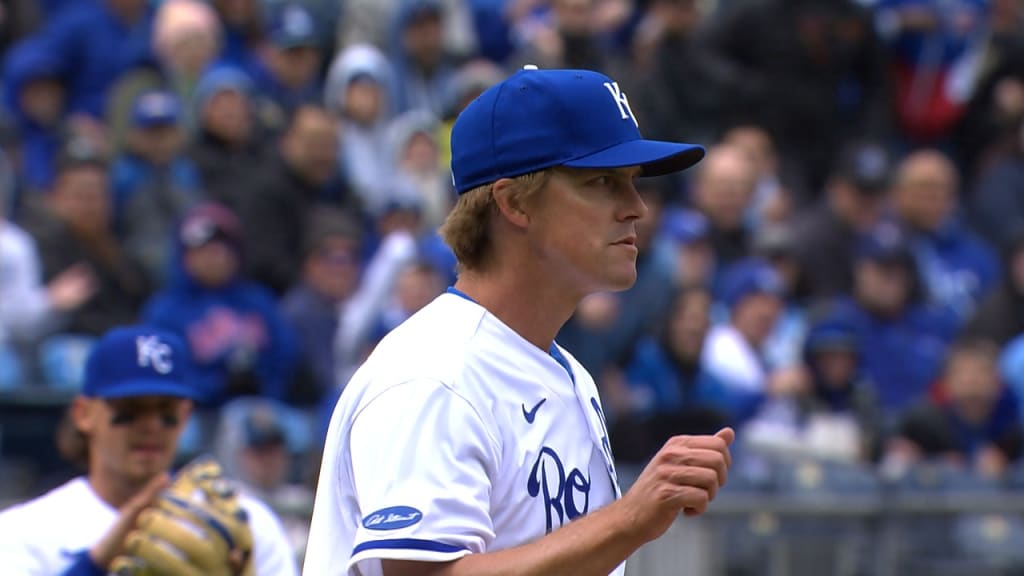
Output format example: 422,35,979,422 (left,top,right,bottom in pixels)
0,324,298,576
